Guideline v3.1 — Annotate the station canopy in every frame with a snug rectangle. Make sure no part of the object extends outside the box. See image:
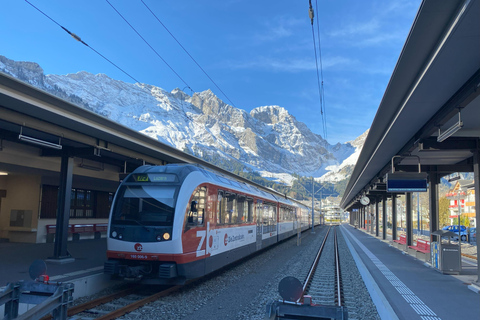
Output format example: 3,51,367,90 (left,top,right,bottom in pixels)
341,0,480,209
